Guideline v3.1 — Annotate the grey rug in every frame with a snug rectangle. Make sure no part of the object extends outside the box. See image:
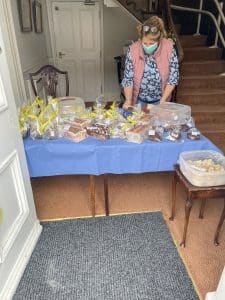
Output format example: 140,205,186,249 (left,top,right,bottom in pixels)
14,212,199,300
